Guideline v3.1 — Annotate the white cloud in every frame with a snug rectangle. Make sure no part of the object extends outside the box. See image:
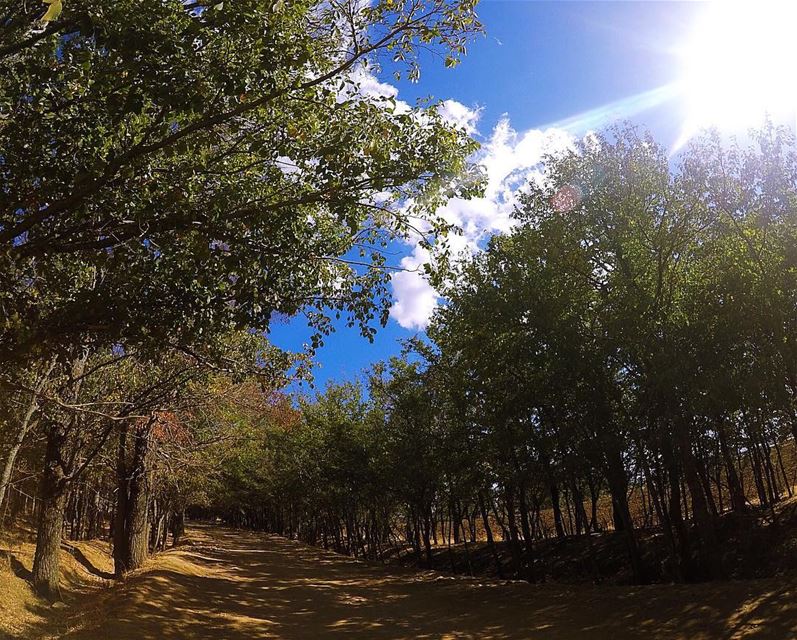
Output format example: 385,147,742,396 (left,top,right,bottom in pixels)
328,65,575,332
437,99,482,135
347,64,399,100
389,117,577,330
389,246,439,331
339,64,411,114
